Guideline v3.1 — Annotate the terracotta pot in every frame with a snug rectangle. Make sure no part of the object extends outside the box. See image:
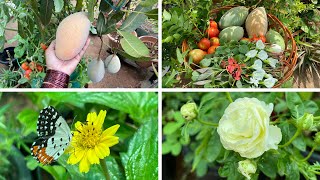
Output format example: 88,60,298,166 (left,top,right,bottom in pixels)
136,35,158,68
